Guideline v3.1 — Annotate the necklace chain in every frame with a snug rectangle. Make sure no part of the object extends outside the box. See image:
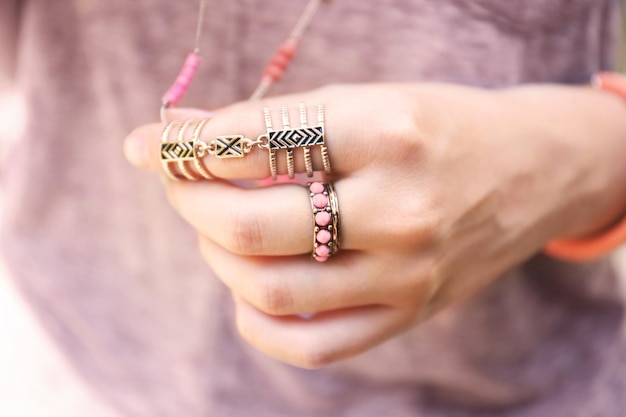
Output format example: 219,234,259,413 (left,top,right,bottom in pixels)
193,0,207,53
160,0,325,122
